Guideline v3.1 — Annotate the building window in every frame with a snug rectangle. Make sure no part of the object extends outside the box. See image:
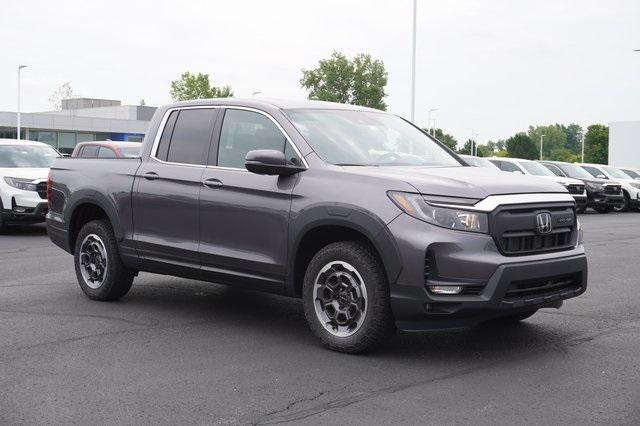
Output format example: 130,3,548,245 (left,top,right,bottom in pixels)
58,132,77,154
